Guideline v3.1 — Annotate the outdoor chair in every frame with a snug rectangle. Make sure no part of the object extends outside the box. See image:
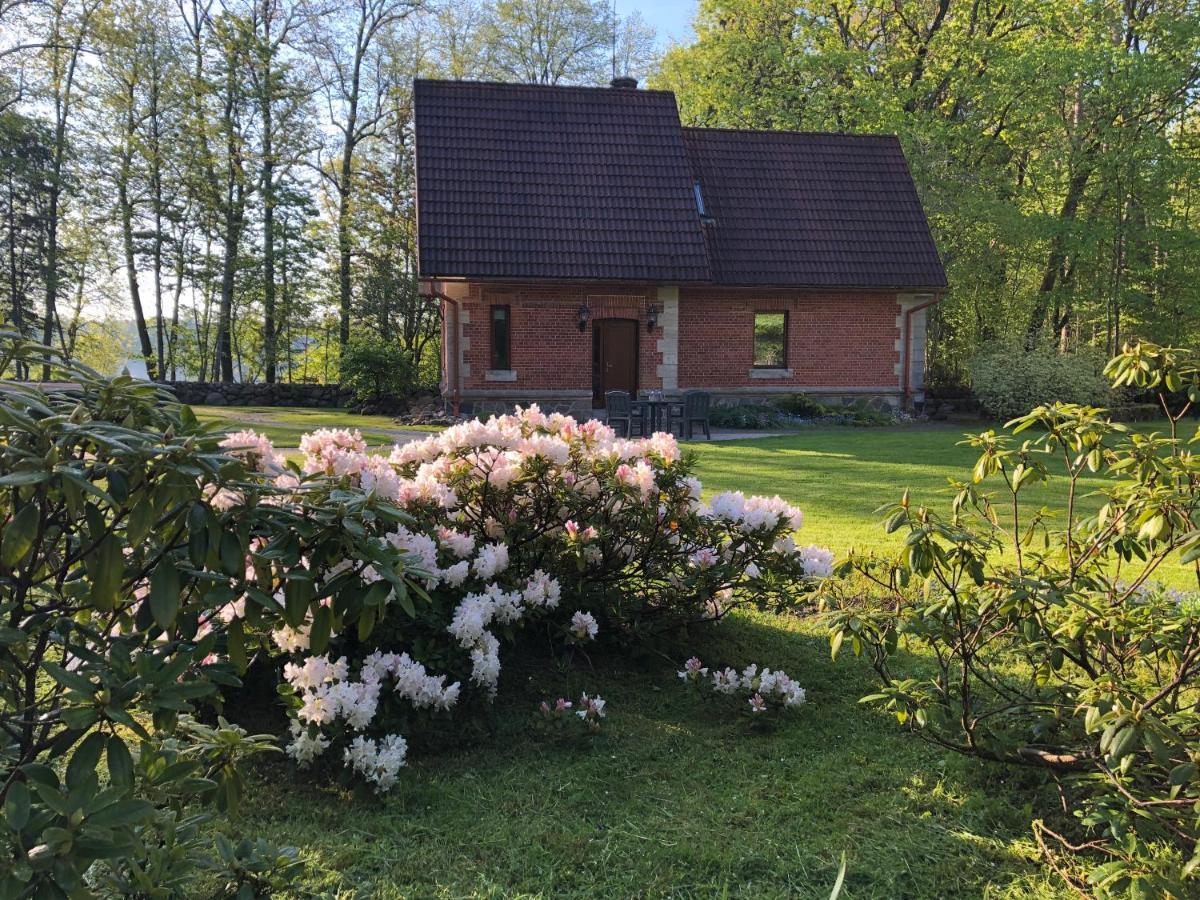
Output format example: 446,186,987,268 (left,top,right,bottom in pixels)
673,390,711,440
605,391,644,437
